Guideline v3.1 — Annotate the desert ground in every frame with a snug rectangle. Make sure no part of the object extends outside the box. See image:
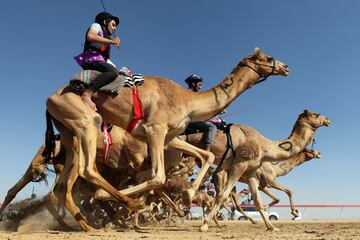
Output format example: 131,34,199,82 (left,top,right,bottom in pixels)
1,215,360,240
